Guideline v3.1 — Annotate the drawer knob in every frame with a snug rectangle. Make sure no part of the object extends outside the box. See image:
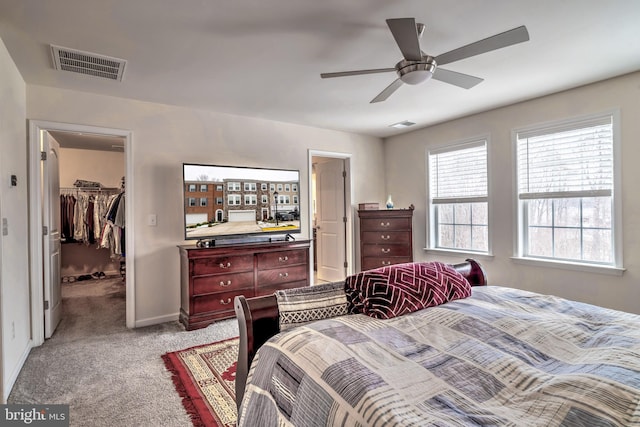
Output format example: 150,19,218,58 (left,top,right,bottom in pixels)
219,280,232,287
279,272,289,278
219,262,232,268
382,261,391,266
278,256,289,262
380,222,390,227
381,248,391,253
220,298,232,305
381,235,391,240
